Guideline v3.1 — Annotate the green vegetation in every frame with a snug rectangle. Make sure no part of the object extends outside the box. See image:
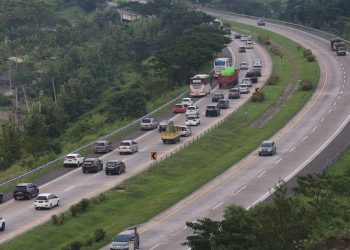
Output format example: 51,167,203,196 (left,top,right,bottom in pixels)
0,19,319,250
